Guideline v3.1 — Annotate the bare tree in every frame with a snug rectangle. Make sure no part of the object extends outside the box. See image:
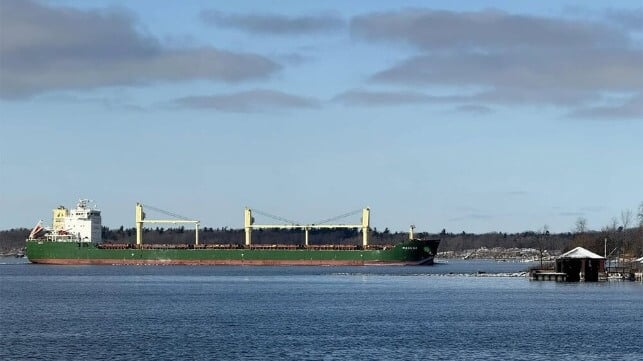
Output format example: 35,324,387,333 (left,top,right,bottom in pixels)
620,209,633,230
608,217,619,232
575,217,588,233
638,202,643,228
